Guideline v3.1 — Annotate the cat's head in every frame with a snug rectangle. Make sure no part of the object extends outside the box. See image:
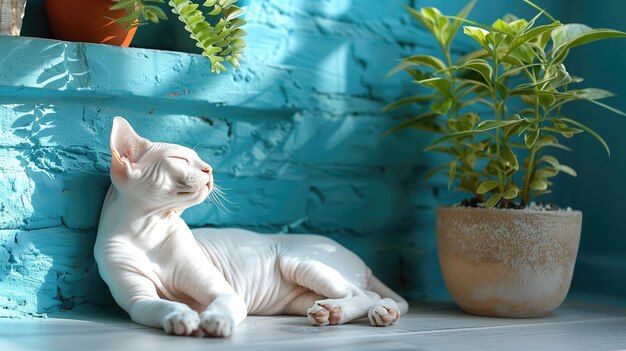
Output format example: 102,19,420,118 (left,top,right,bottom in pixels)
109,116,213,211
